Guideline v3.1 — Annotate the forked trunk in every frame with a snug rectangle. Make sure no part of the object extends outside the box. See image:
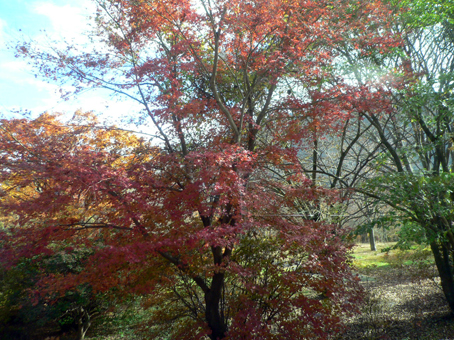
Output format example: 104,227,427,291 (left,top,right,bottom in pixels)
430,241,454,313
75,306,91,340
